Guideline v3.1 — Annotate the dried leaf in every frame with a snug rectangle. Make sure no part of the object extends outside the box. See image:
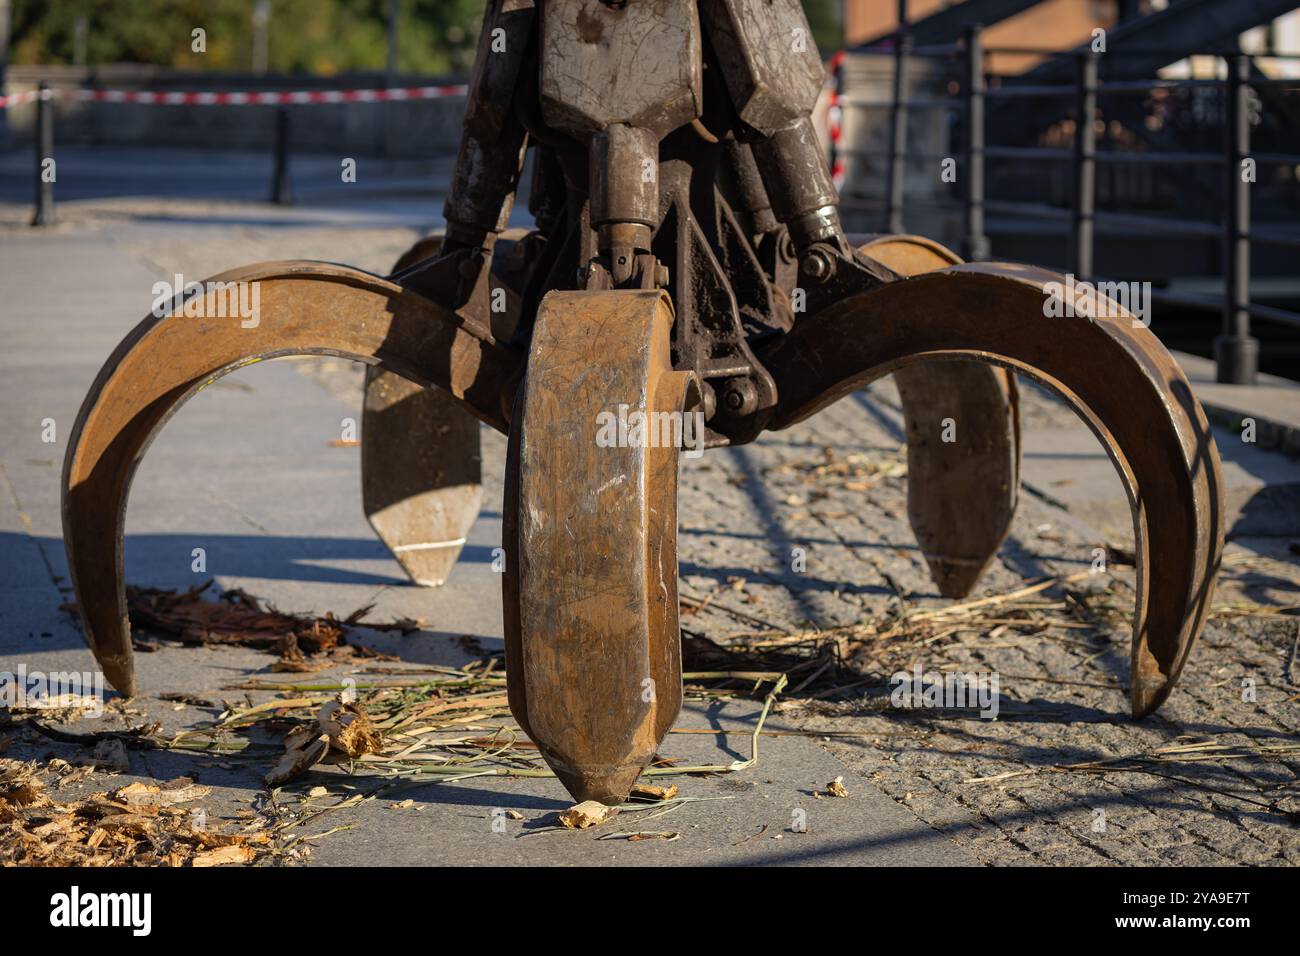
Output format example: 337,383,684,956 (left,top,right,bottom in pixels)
826,776,849,798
